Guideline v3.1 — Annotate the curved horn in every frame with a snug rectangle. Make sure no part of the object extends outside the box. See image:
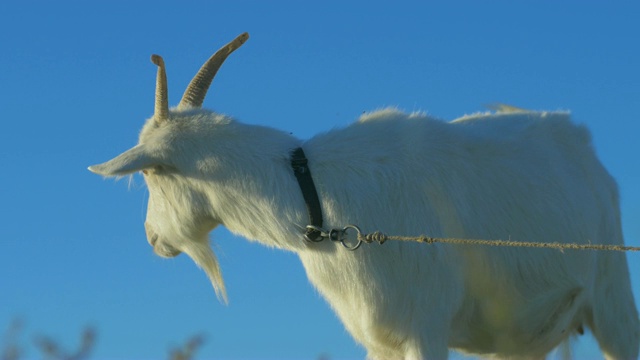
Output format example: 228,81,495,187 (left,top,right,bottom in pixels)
178,32,249,109
151,54,169,121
